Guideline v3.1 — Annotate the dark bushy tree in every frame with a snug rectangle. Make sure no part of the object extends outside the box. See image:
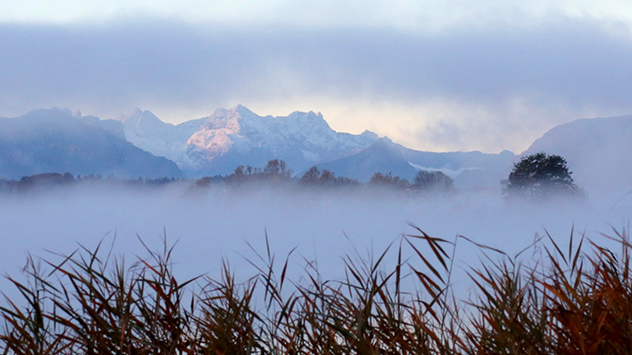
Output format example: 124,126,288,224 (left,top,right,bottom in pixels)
504,152,577,200
300,166,321,184
225,159,293,186
263,159,291,178
368,172,410,190
17,172,75,189
412,170,453,193
300,166,360,188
